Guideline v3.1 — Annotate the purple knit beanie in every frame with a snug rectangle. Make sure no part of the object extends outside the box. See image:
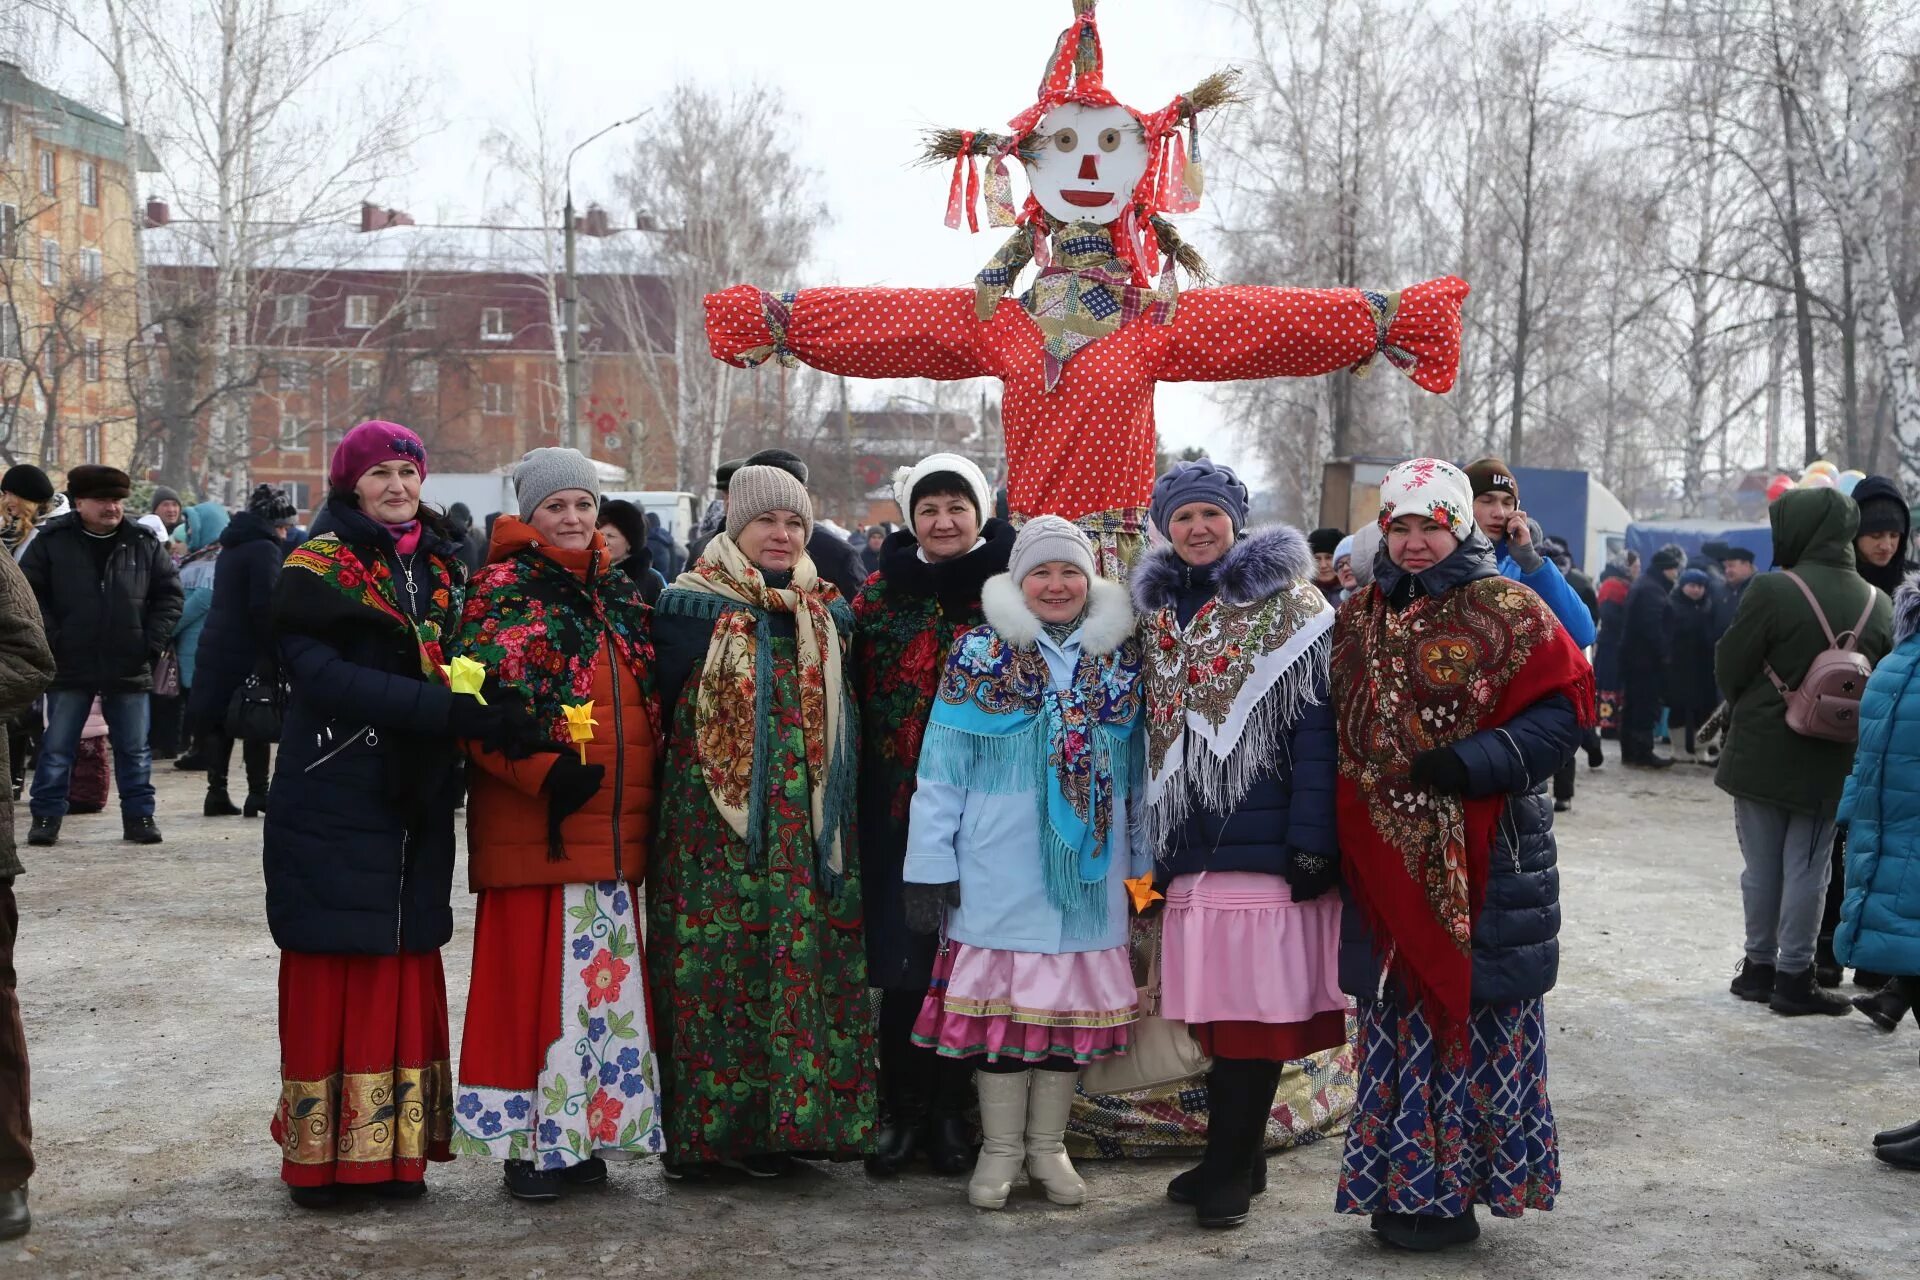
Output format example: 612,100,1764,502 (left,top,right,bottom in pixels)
328,420,429,492
1149,458,1251,537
